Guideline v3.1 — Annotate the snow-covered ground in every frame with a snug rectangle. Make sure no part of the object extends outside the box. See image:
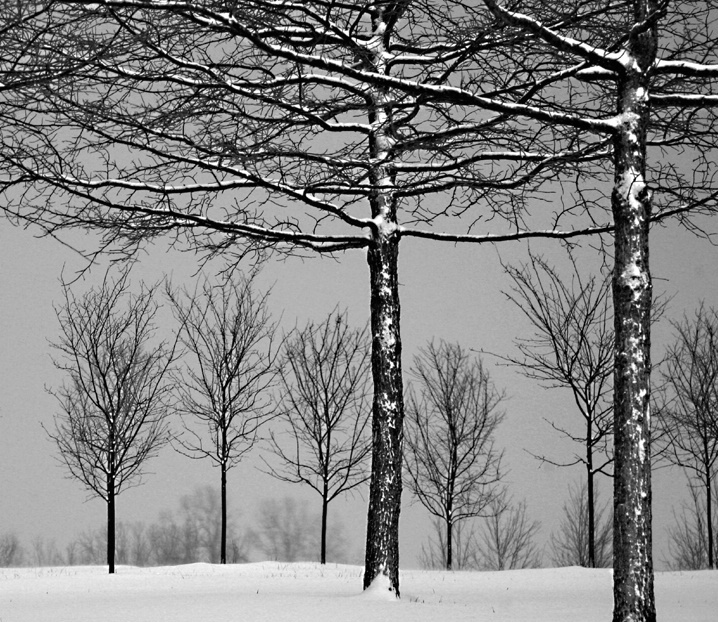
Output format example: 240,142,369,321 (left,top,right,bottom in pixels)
1,562,714,622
